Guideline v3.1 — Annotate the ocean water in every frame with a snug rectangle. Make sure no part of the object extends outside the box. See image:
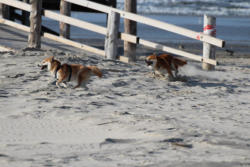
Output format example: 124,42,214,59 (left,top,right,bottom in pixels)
42,1,250,45
43,13,250,45
117,0,250,16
